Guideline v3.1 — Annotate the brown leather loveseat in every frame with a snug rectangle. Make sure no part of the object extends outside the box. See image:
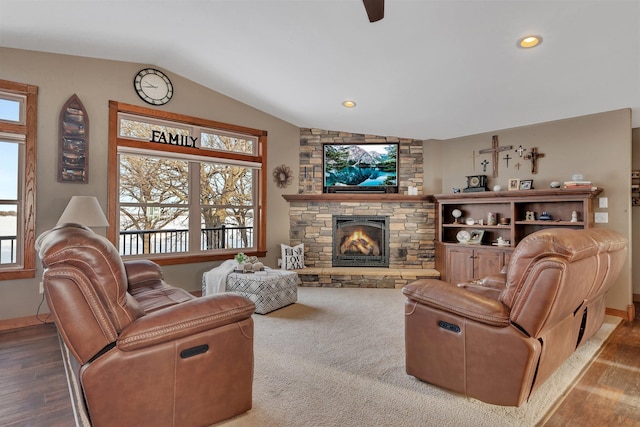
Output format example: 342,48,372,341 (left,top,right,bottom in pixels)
36,224,255,426
403,228,627,406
